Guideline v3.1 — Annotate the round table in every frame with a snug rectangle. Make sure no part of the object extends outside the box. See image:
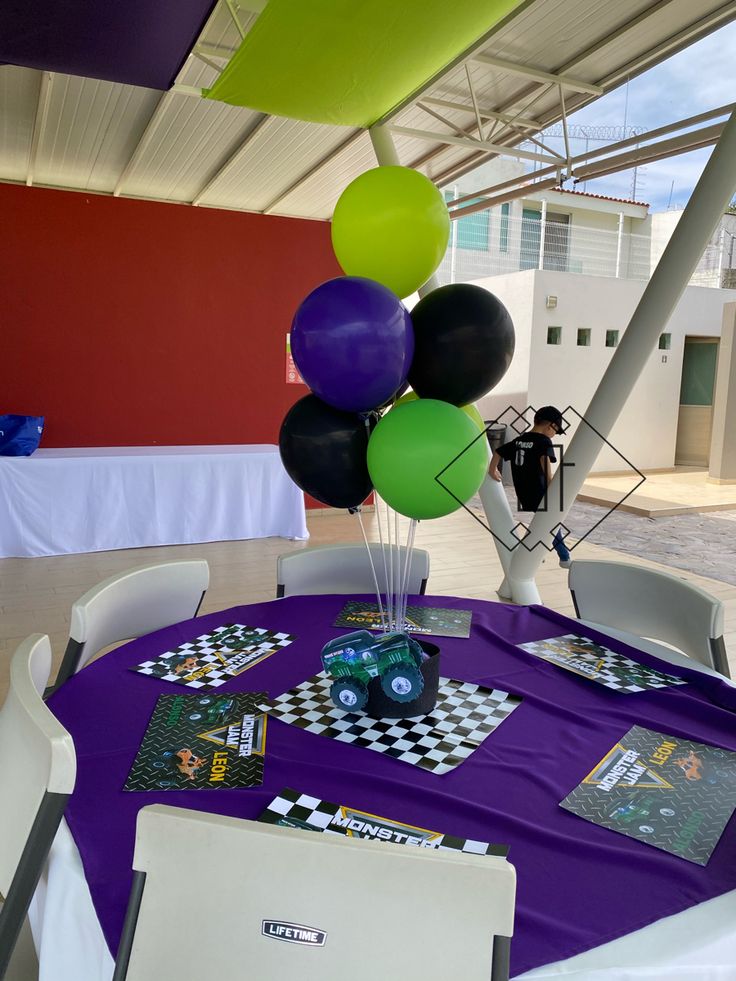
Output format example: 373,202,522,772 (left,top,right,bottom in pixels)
44,594,736,980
